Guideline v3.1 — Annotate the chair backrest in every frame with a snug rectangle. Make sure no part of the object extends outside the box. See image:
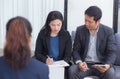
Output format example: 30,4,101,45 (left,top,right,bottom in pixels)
71,31,76,42
114,33,120,65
